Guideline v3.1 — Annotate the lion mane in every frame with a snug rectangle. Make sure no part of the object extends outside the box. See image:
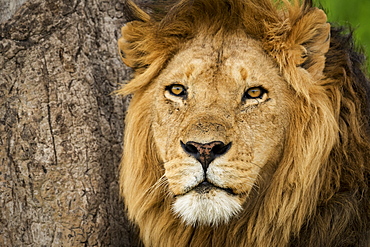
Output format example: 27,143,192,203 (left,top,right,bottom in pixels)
117,0,370,246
